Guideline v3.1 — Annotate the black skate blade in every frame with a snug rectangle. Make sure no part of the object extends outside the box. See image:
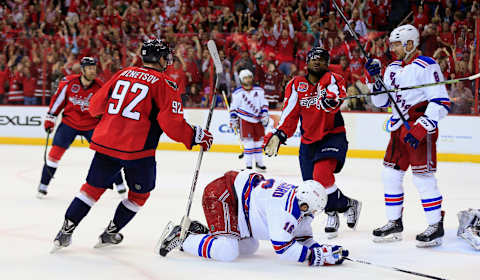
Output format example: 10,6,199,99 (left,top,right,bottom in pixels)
155,221,175,256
